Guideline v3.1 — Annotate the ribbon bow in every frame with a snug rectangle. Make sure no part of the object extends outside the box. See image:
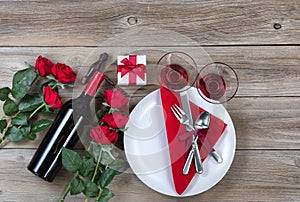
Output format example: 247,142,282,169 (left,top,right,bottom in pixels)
118,55,146,84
